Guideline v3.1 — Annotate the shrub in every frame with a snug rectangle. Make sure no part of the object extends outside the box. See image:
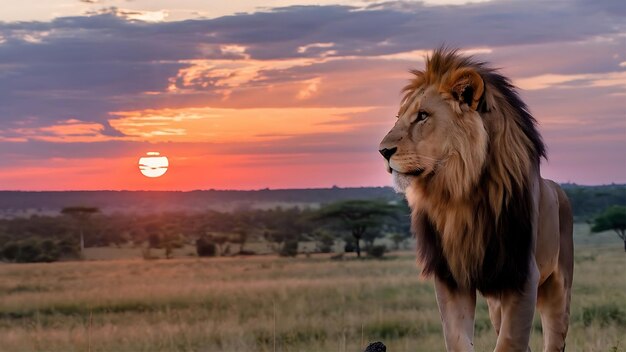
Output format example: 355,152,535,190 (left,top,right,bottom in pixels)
196,236,217,257
16,240,41,262
1,239,61,263
344,241,355,253
37,239,61,262
148,233,161,249
315,232,335,253
164,245,173,259
280,240,298,257
367,245,387,258
1,241,19,261
57,237,80,259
